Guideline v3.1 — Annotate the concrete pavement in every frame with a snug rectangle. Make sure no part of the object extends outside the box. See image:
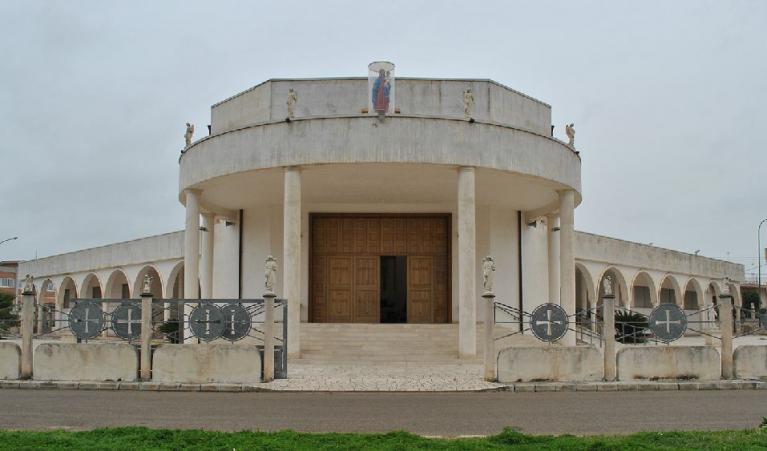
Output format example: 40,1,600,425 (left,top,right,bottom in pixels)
0,389,765,436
